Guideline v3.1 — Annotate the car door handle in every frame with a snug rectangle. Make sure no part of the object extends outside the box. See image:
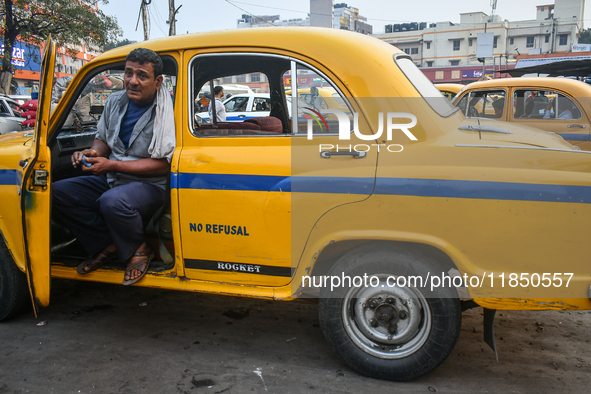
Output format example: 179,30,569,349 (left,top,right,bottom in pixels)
567,124,586,128
238,115,246,118
320,151,366,159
